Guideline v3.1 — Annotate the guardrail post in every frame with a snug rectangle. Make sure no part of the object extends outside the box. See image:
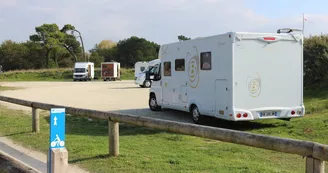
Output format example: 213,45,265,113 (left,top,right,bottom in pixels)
306,157,325,173
32,107,39,133
108,119,119,156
